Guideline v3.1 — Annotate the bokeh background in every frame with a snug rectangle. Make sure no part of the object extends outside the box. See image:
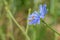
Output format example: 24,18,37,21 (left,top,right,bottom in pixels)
0,0,60,40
